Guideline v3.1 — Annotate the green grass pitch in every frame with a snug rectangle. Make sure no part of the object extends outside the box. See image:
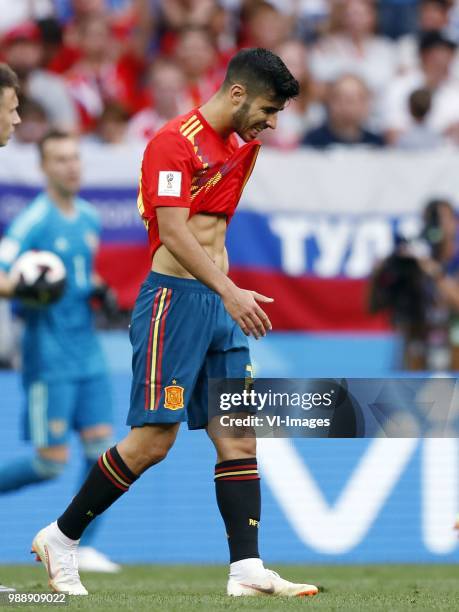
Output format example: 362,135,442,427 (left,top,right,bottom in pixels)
1,564,458,611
